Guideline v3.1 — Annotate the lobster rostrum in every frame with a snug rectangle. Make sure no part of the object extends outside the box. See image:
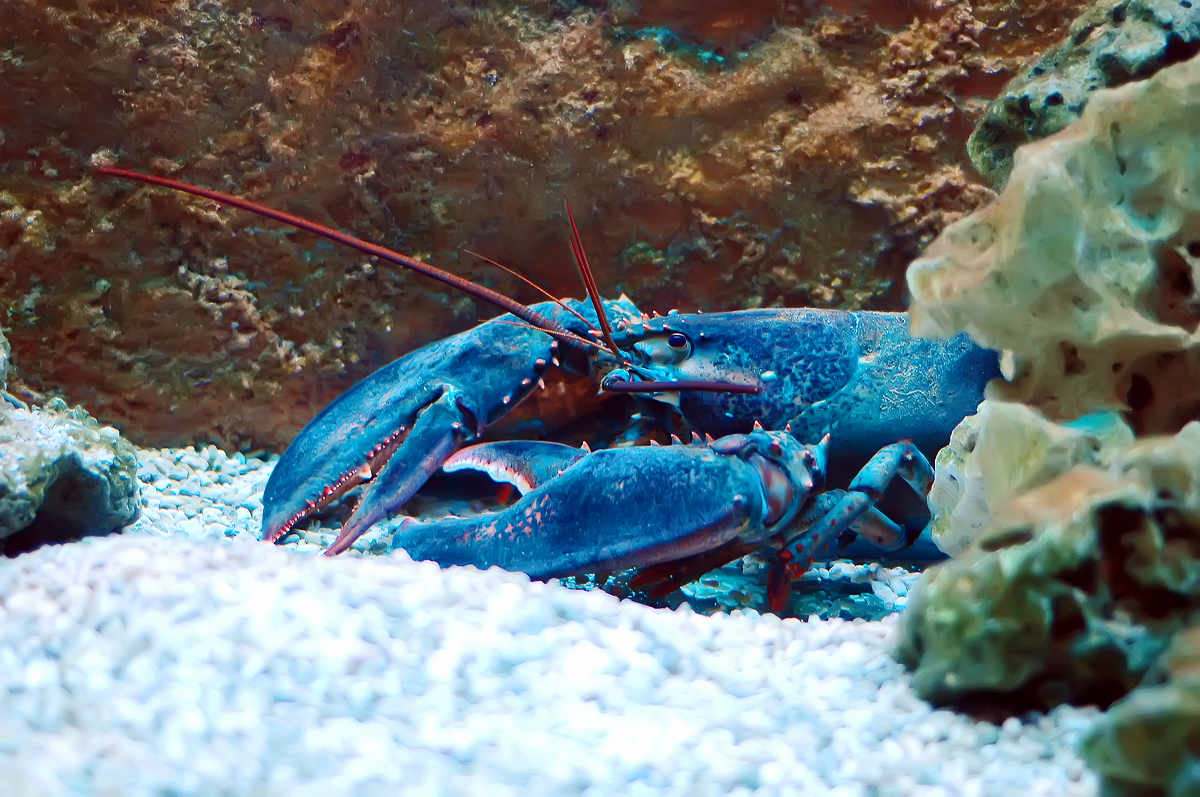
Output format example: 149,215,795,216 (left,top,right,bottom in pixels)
97,168,1003,600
